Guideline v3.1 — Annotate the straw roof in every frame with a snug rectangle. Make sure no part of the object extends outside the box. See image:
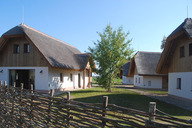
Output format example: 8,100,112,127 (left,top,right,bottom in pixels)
0,24,90,70
129,51,164,76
